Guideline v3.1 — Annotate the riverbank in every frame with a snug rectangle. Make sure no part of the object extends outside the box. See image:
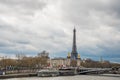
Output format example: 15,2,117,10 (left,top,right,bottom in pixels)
1,73,120,79
2,75,120,80
0,73,37,79
99,74,120,77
